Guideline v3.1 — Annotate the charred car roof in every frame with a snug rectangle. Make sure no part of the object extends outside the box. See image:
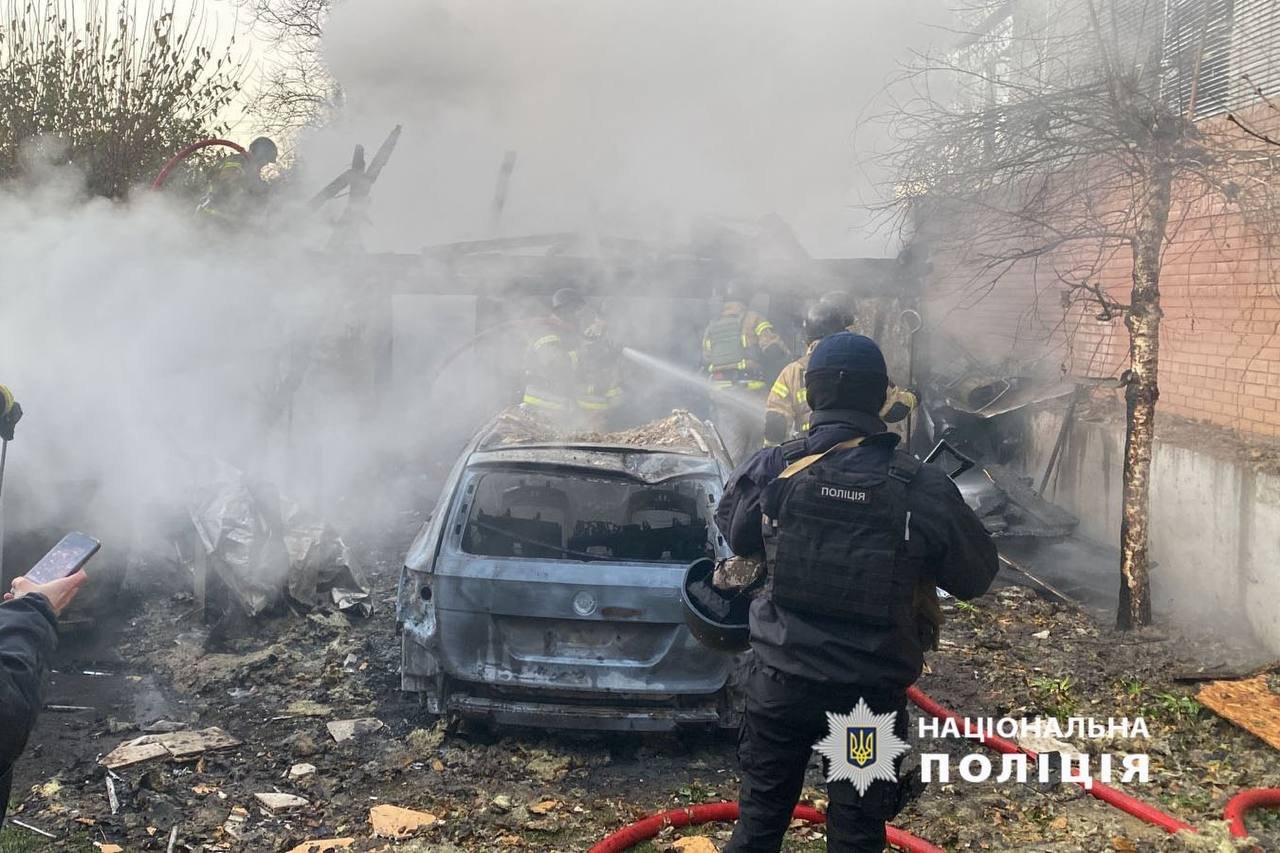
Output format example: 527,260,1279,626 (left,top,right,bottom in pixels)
465,443,723,484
